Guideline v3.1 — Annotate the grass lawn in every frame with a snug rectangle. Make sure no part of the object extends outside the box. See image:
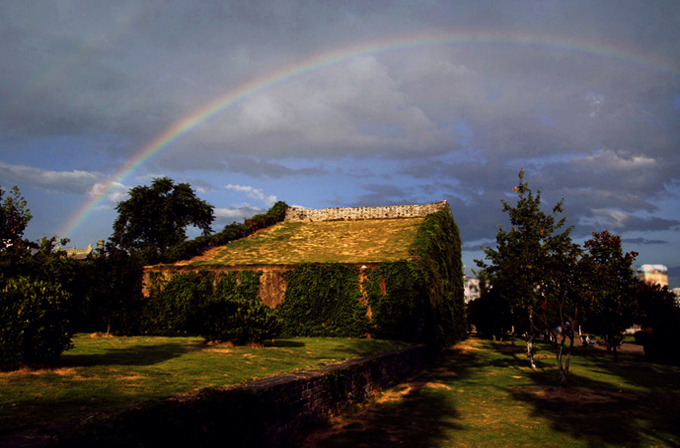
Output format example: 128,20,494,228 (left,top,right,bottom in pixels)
301,337,680,448
0,334,409,434
177,218,424,267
